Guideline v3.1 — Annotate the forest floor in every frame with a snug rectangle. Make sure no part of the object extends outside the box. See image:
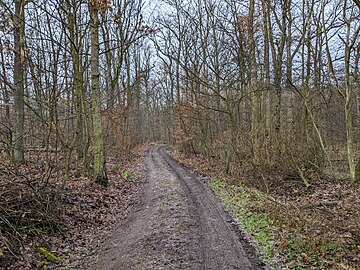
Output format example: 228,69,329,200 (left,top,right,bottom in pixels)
81,145,265,270
1,144,359,269
0,144,147,270
169,148,360,270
